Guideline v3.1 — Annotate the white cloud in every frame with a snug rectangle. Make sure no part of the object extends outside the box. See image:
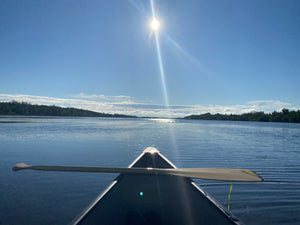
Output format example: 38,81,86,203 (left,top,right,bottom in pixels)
246,100,292,112
0,94,298,118
71,93,135,103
